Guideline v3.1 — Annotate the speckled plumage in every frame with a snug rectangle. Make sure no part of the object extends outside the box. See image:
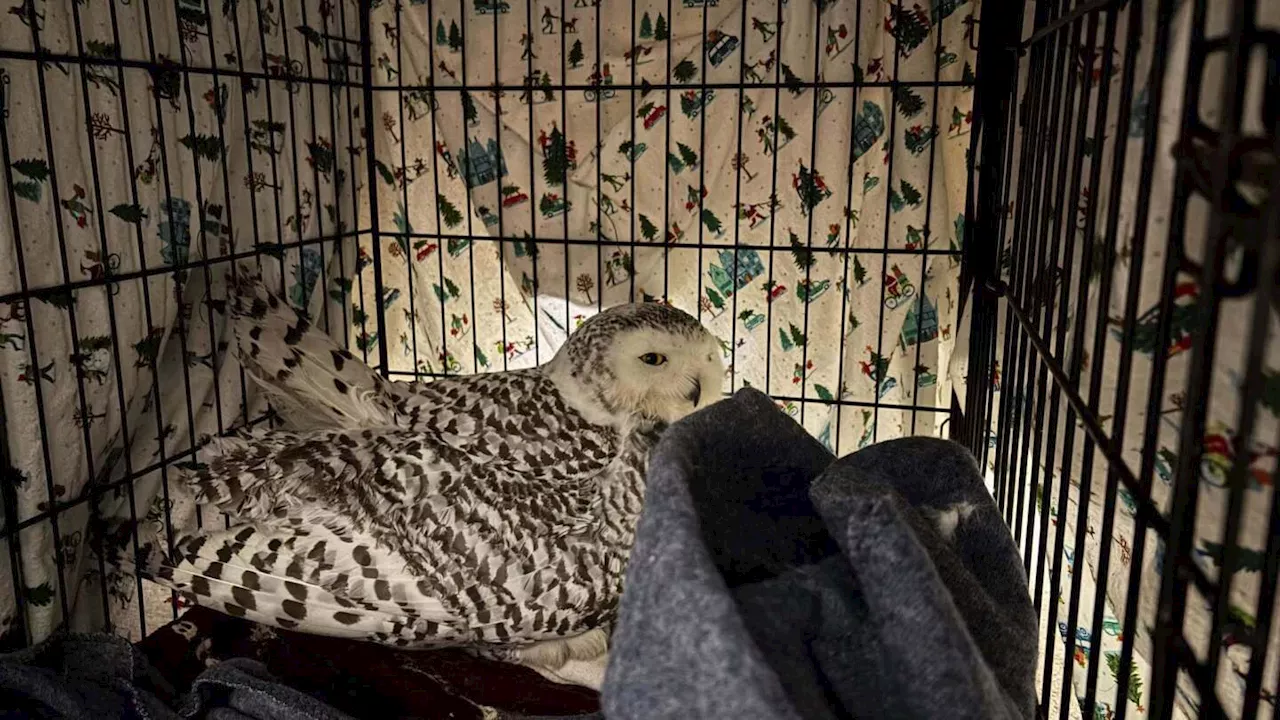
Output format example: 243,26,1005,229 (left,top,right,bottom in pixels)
142,269,722,686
